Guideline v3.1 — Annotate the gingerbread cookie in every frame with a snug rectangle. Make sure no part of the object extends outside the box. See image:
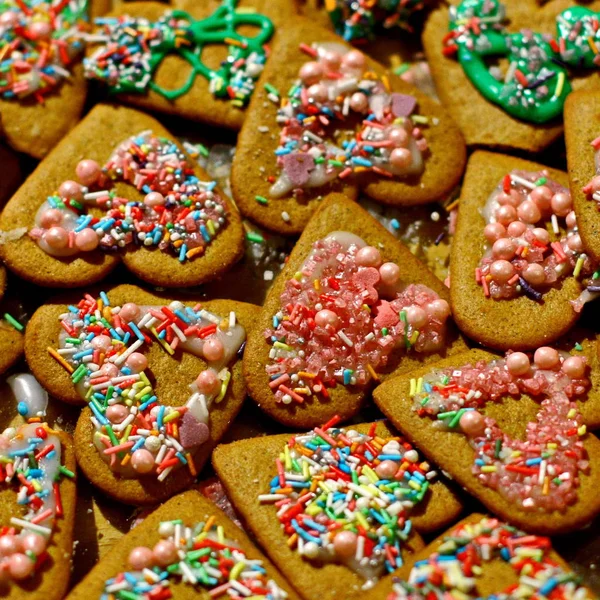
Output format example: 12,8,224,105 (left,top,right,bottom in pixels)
213,420,429,600
365,514,594,600
423,0,600,152
243,195,467,429
373,347,600,534
0,103,244,288
66,489,299,600
231,18,466,235
0,279,25,378
83,0,296,130
0,0,110,158
0,373,76,600
451,151,592,351
24,284,258,505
